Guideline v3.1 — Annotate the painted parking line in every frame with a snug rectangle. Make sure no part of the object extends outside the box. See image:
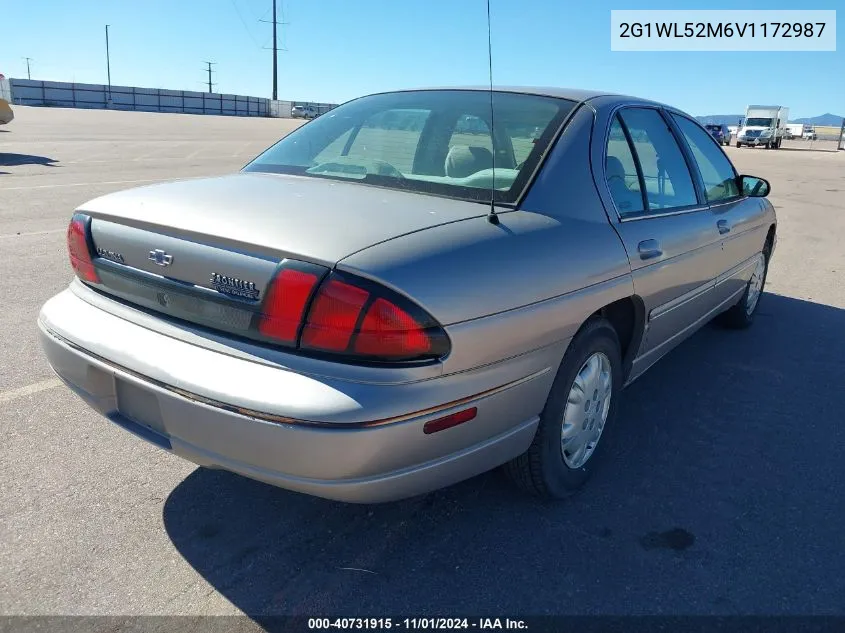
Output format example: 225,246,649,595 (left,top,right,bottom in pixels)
0,378,63,404
0,178,165,191
0,175,206,192
0,228,66,239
